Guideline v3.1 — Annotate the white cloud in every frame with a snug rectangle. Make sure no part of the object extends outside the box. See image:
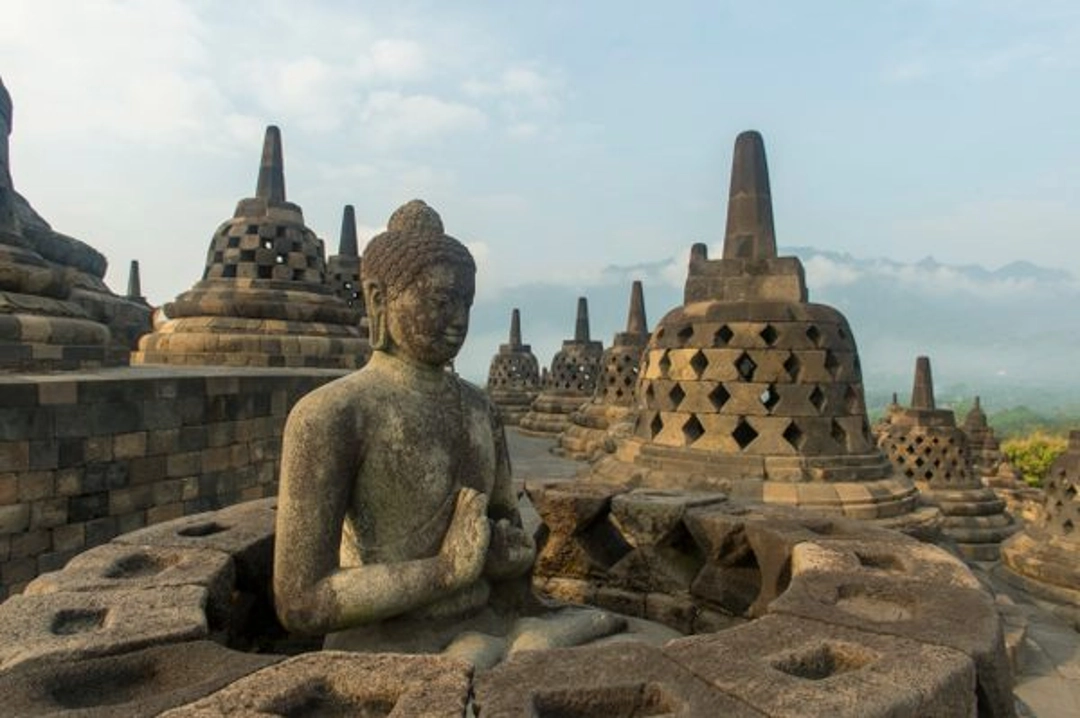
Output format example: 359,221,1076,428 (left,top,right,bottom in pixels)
802,255,861,289
367,39,428,82
360,91,487,147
